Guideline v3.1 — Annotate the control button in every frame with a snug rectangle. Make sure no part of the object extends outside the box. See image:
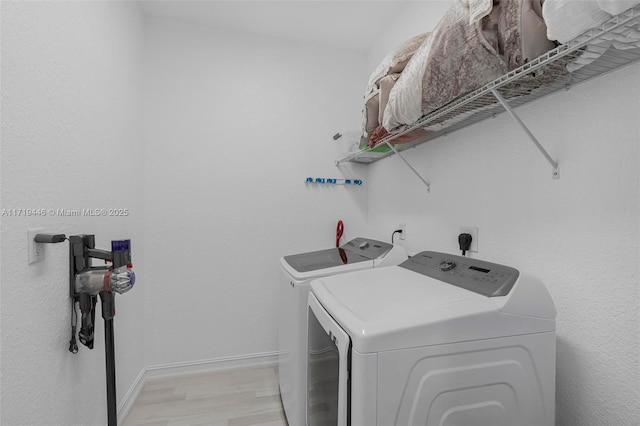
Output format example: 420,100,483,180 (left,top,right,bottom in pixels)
439,260,456,271
359,241,369,249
